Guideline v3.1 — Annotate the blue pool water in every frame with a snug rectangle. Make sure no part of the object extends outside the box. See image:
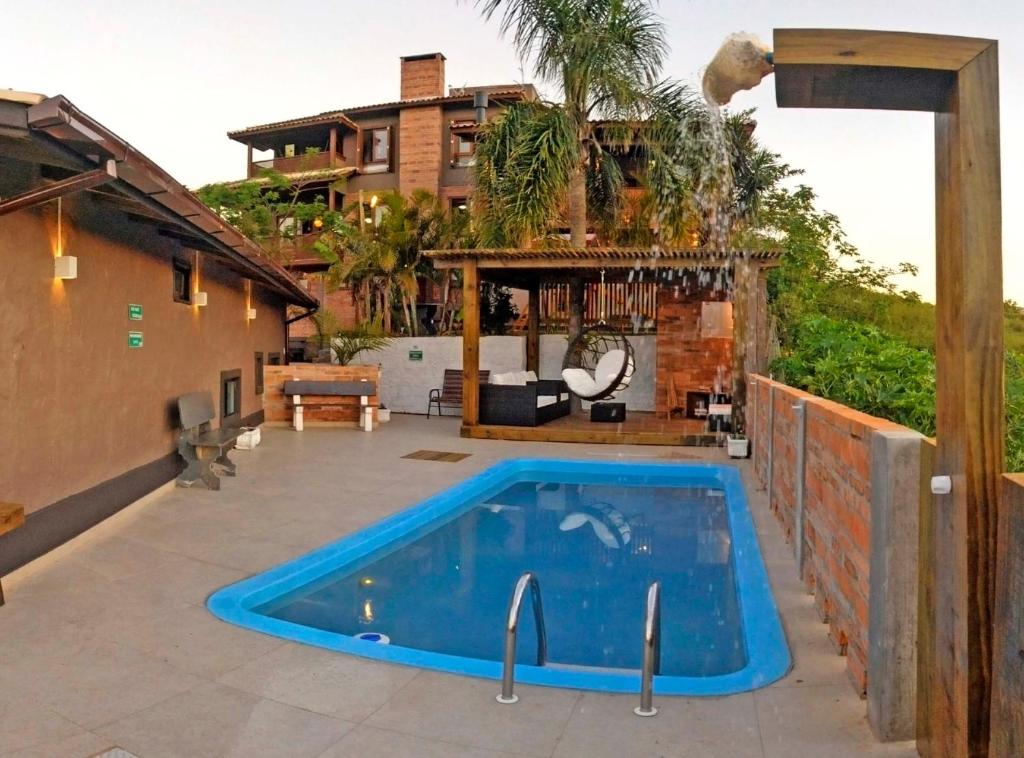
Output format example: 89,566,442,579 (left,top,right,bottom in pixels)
208,459,790,695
